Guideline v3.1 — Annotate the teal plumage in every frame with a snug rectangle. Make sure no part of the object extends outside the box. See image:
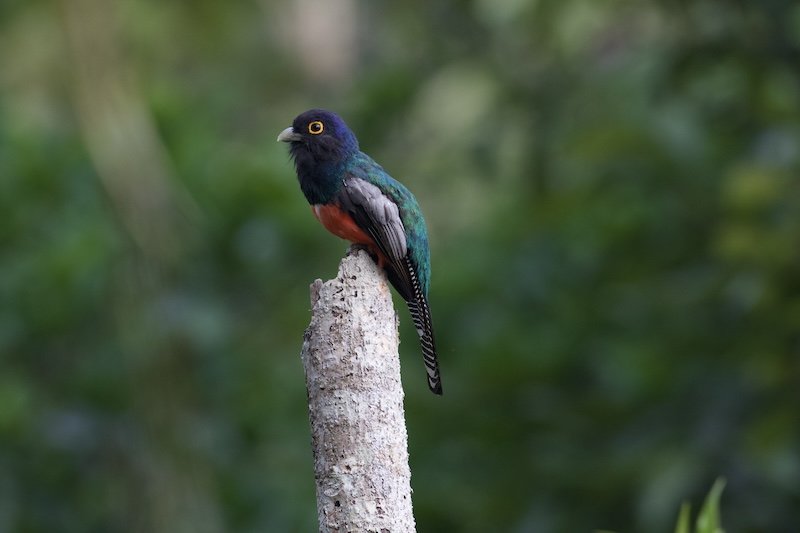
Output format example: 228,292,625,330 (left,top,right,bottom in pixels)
278,109,442,395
